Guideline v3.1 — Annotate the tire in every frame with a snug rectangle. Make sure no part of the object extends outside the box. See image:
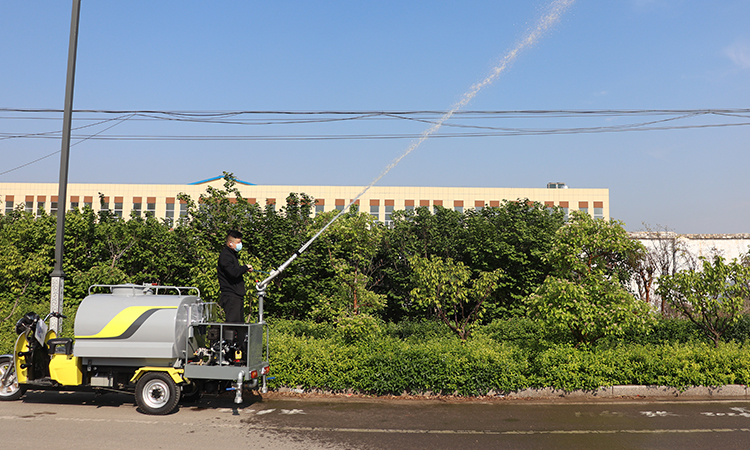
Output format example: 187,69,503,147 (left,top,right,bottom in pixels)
135,372,179,415
0,356,26,401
